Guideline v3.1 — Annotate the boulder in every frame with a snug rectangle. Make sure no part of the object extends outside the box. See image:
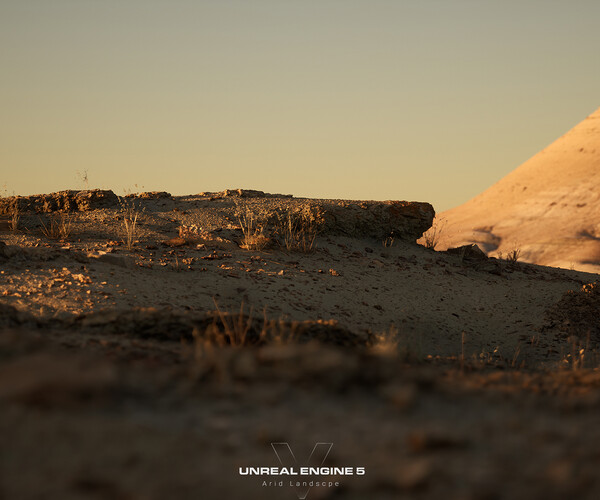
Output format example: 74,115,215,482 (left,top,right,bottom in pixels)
444,244,488,261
